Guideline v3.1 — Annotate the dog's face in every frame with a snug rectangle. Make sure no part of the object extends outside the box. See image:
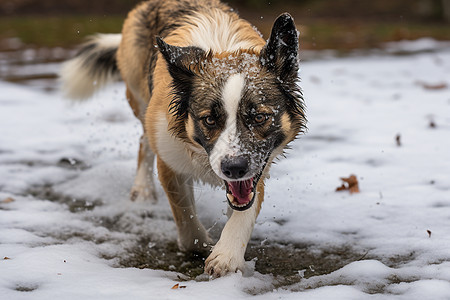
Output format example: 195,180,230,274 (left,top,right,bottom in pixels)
157,14,305,211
